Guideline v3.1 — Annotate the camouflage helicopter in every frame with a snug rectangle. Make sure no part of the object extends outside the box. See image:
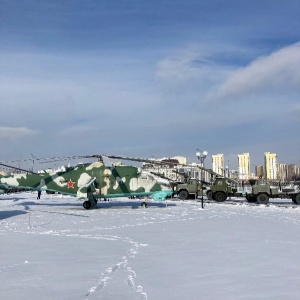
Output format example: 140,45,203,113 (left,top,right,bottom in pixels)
0,155,173,209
